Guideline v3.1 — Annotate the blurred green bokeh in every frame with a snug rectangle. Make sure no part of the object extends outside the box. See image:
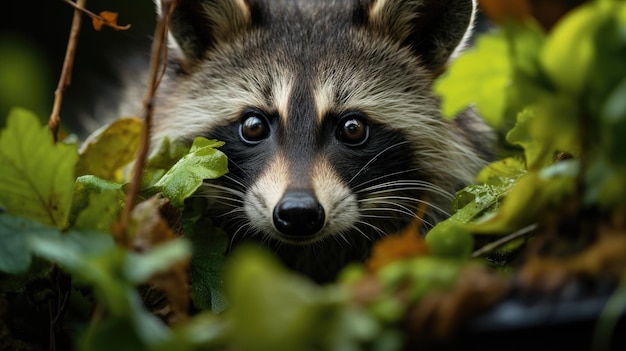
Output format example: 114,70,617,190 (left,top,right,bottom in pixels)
0,35,53,128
